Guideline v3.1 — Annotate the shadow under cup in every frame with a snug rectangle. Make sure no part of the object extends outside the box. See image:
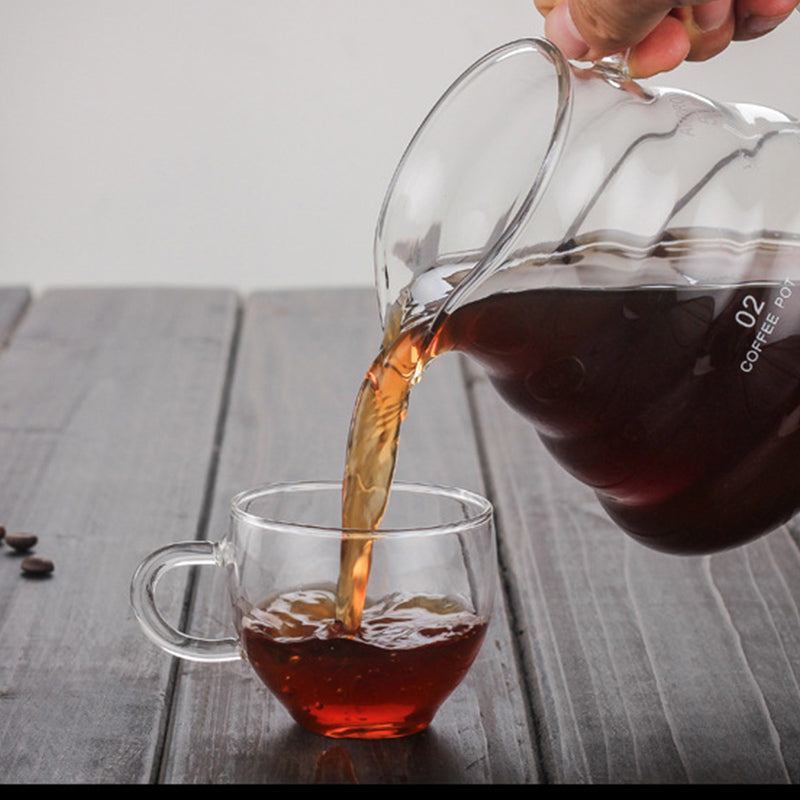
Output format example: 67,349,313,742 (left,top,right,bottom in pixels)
130,481,497,739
